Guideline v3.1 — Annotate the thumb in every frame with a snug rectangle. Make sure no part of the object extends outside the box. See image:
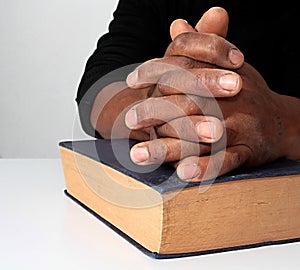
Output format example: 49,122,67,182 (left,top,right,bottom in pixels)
170,7,229,41
195,6,229,38
170,19,196,40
